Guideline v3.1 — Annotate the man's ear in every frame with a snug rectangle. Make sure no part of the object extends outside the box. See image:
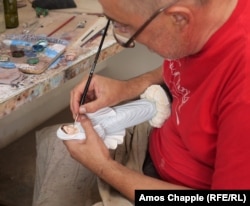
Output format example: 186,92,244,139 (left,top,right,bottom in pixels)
165,6,192,28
